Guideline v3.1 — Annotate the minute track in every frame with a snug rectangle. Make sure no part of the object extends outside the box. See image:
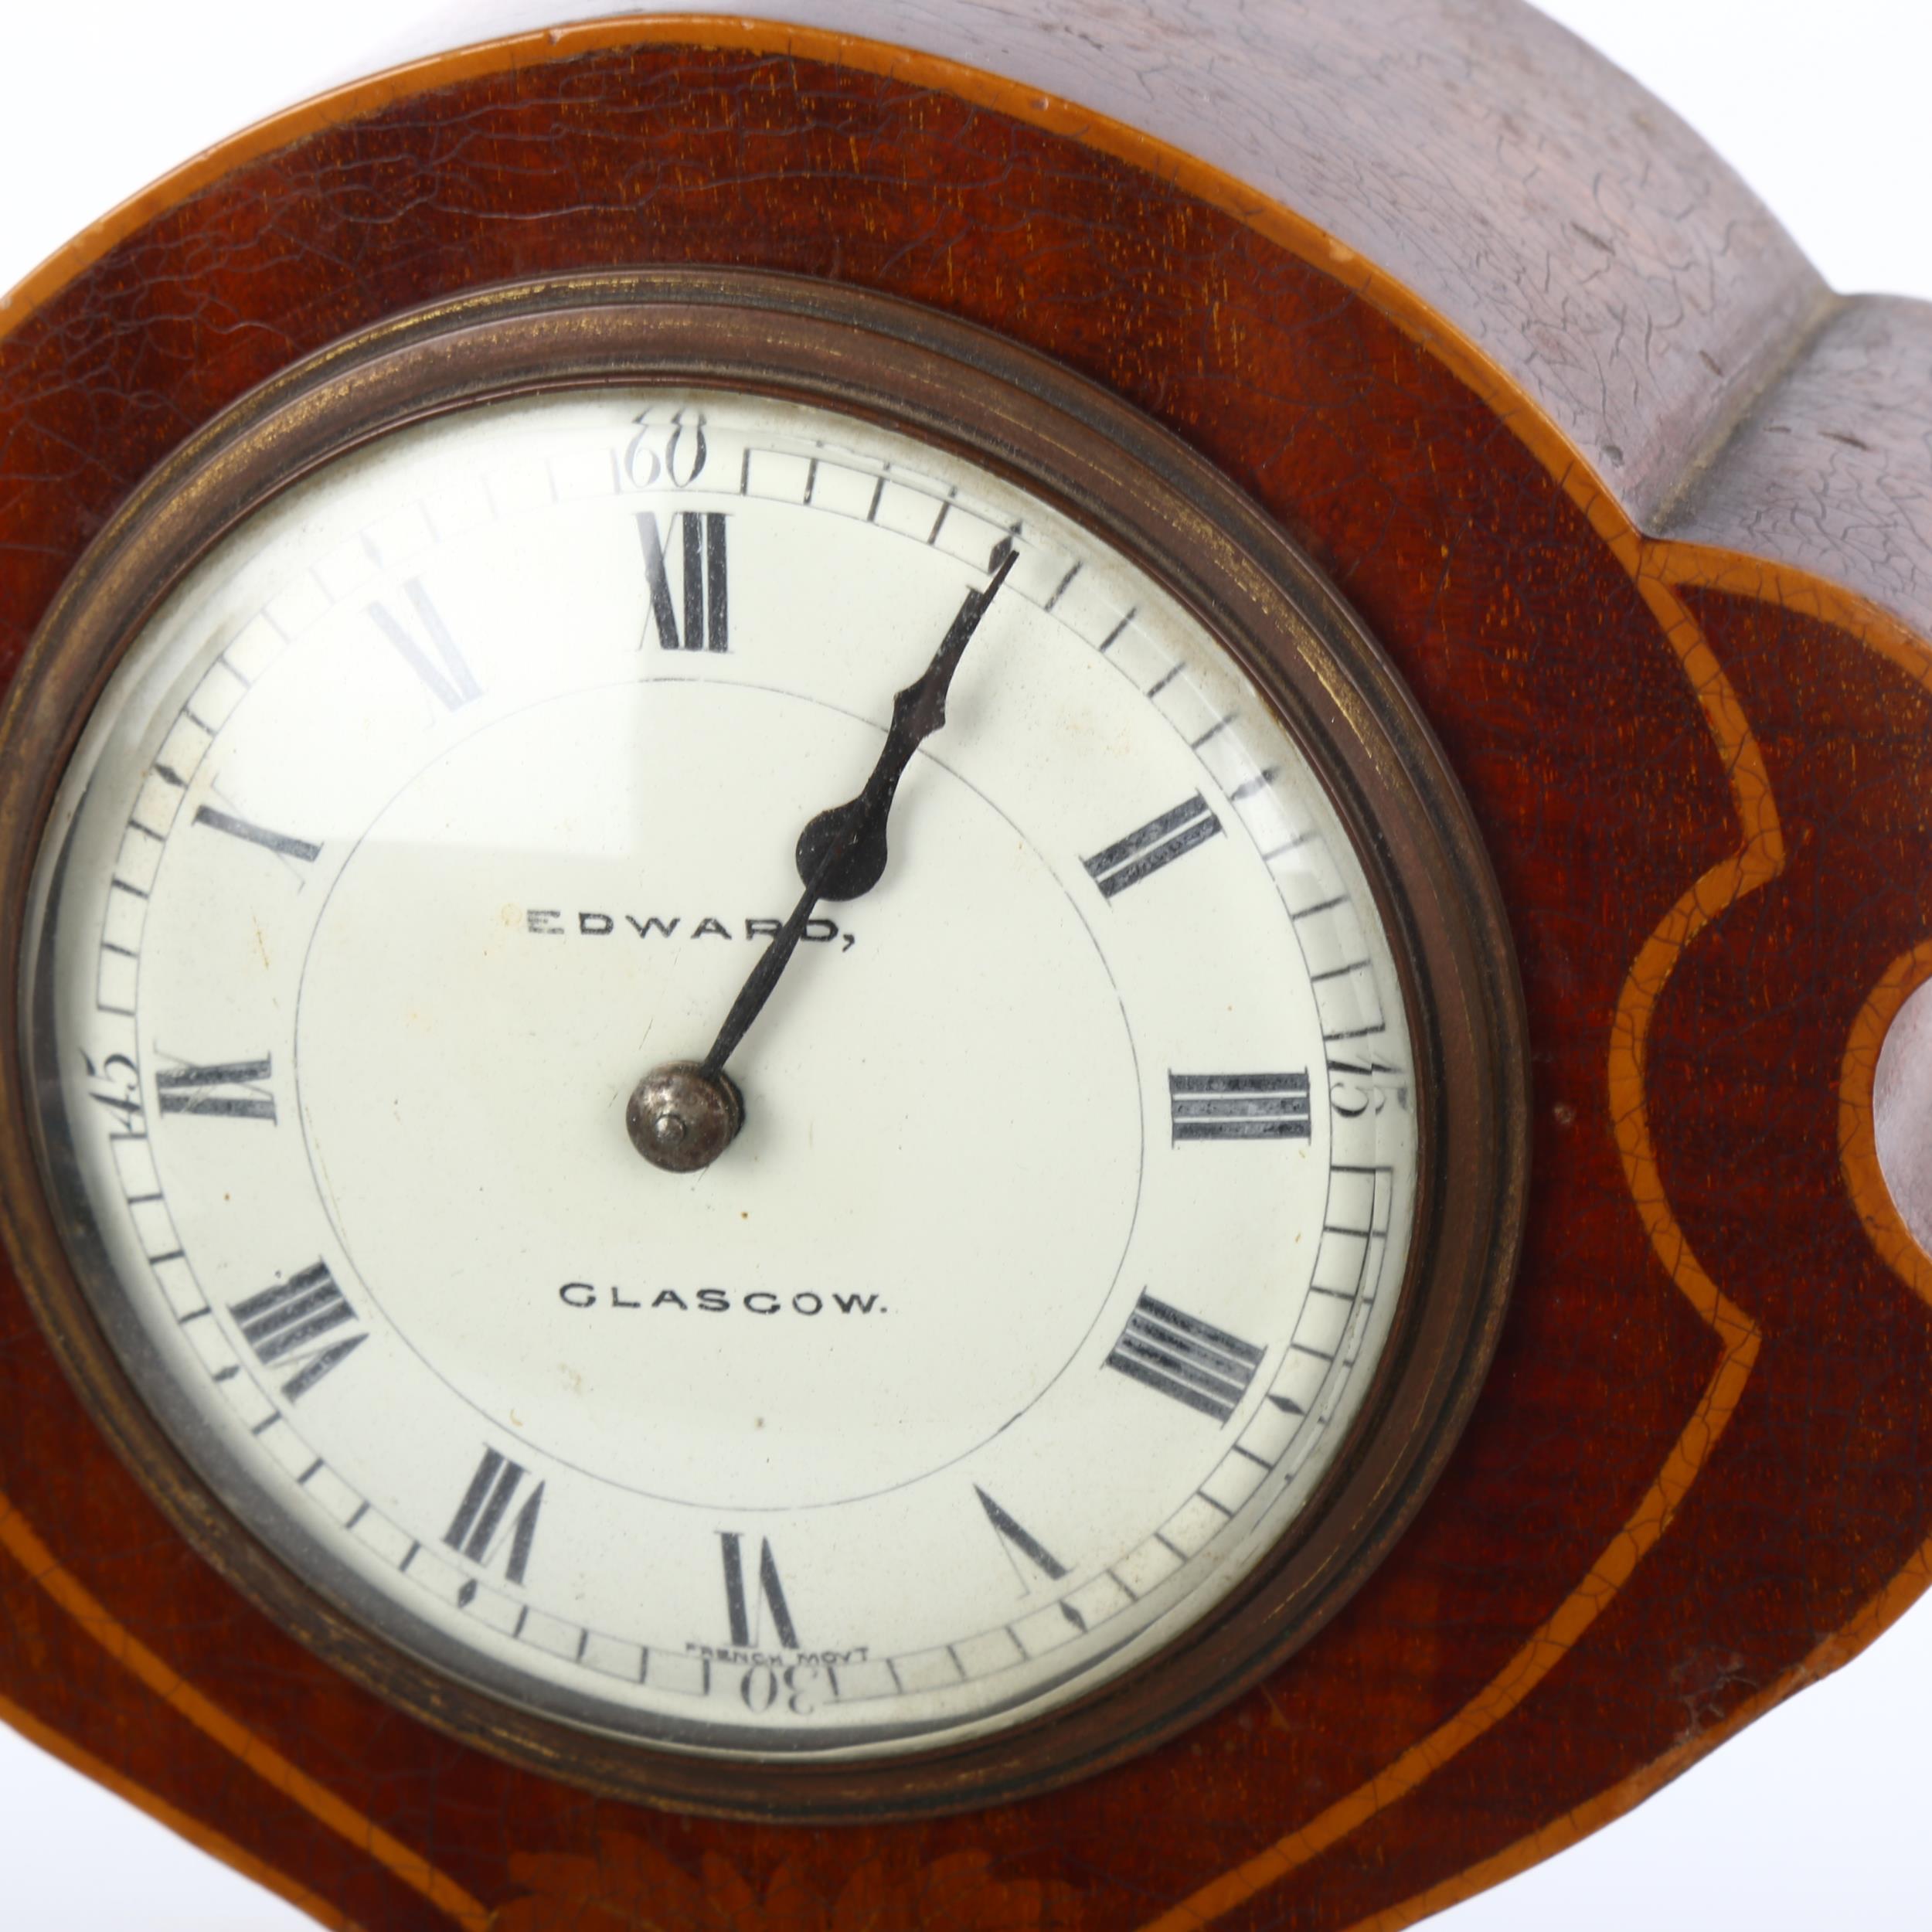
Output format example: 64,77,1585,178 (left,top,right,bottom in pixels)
22,376,1430,1764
